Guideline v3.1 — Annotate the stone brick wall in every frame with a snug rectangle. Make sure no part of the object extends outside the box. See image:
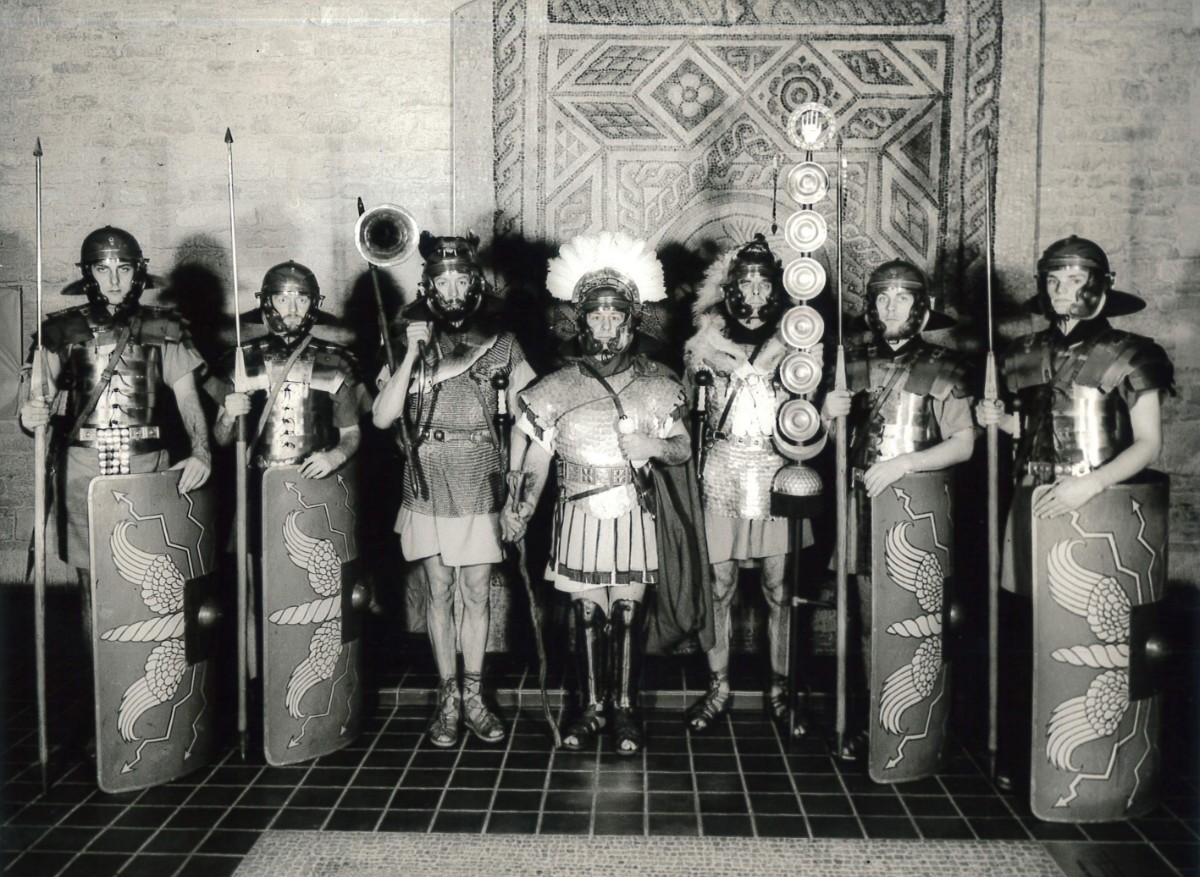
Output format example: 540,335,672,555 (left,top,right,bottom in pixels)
0,0,466,584
1036,0,1200,585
